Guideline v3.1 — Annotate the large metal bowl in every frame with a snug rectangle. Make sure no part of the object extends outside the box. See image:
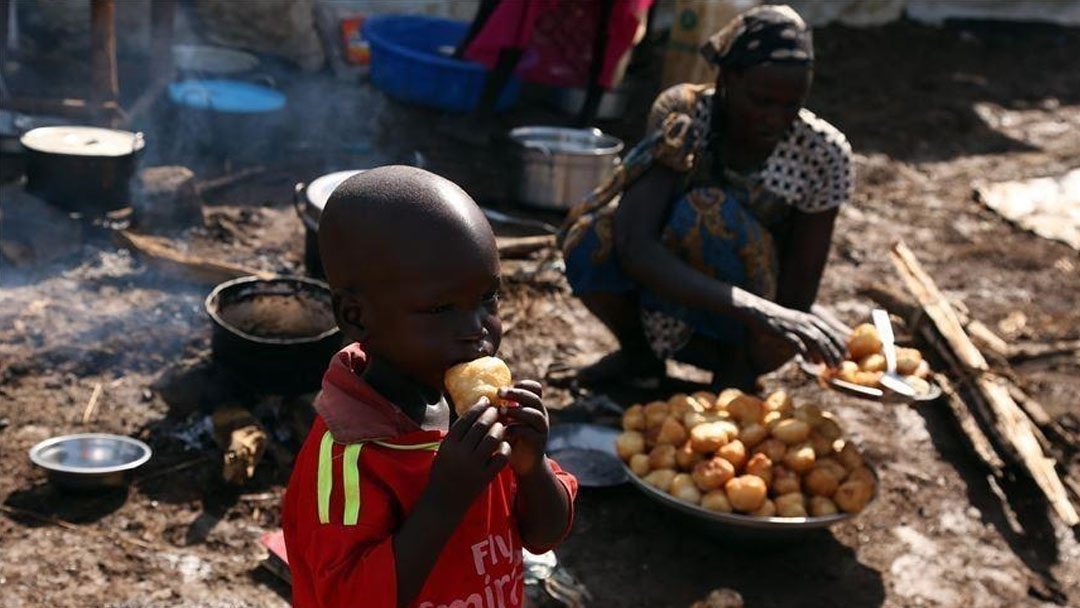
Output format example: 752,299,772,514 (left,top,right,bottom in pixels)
622,461,877,541
508,126,623,211
29,433,152,491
